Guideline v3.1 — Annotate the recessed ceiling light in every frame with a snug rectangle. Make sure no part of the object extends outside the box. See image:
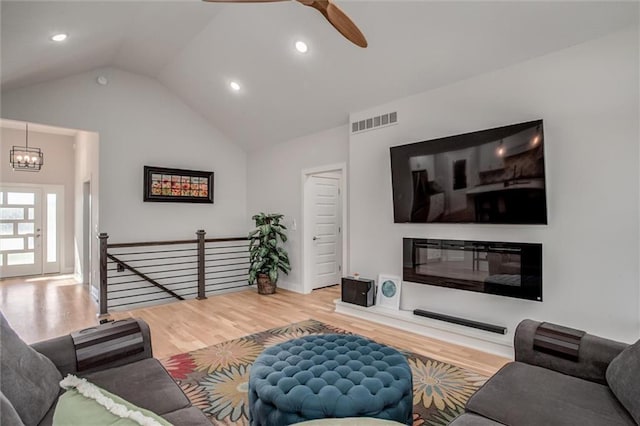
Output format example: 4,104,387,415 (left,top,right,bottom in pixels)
51,33,68,42
295,41,308,53
229,81,241,92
